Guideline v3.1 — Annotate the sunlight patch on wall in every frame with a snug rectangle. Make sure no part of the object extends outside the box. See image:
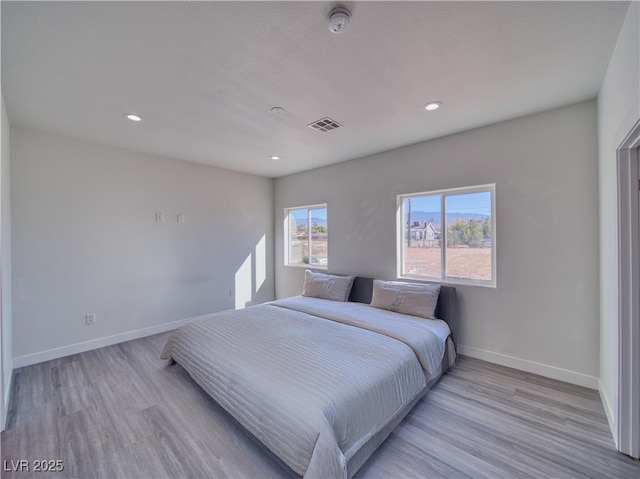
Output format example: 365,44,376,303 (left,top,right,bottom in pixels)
235,254,252,309
255,235,266,292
